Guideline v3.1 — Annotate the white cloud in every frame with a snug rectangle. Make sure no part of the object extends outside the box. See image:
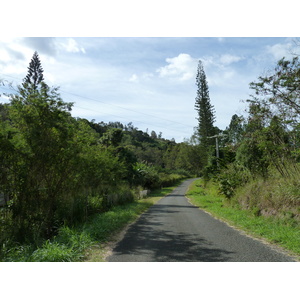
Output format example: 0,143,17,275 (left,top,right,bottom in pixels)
0,94,10,102
202,54,244,69
129,72,154,83
129,74,139,82
156,53,198,81
60,38,86,54
0,38,30,63
0,48,11,62
266,42,294,60
206,70,237,87
219,54,243,65
142,72,154,80
0,41,30,75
